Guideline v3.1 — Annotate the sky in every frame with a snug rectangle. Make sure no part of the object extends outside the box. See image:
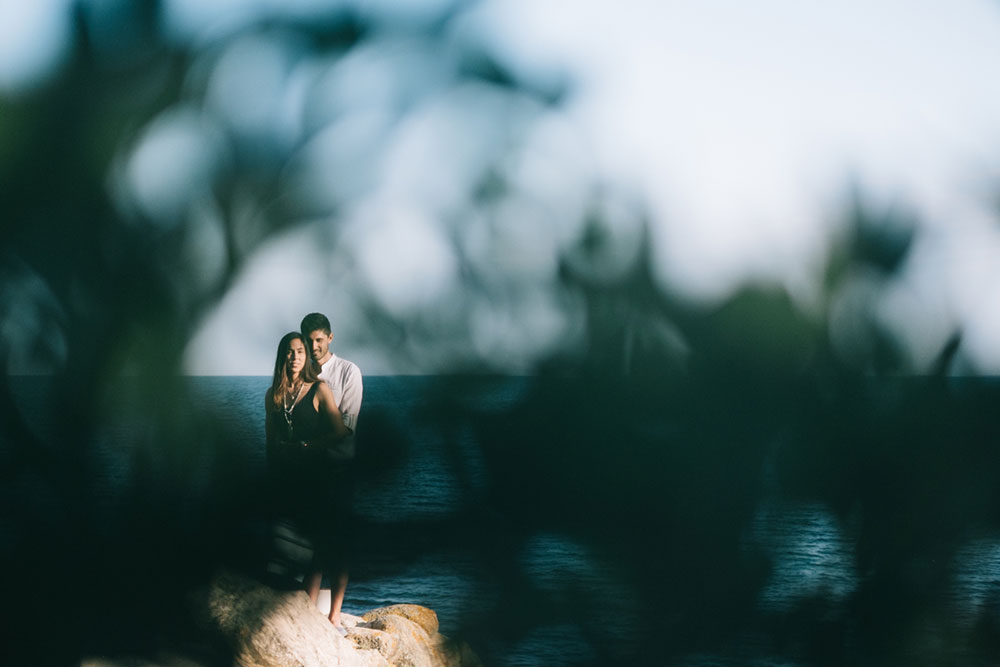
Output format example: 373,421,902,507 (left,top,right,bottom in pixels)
5,0,1000,374
477,0,1000,373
